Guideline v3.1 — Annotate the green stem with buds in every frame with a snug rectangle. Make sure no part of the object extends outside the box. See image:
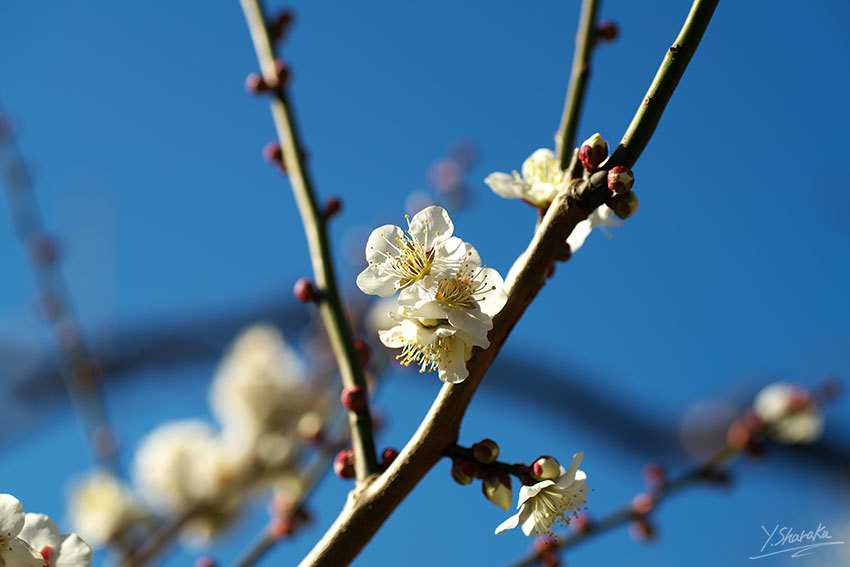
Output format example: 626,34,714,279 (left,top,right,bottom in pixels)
237,0,380,480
